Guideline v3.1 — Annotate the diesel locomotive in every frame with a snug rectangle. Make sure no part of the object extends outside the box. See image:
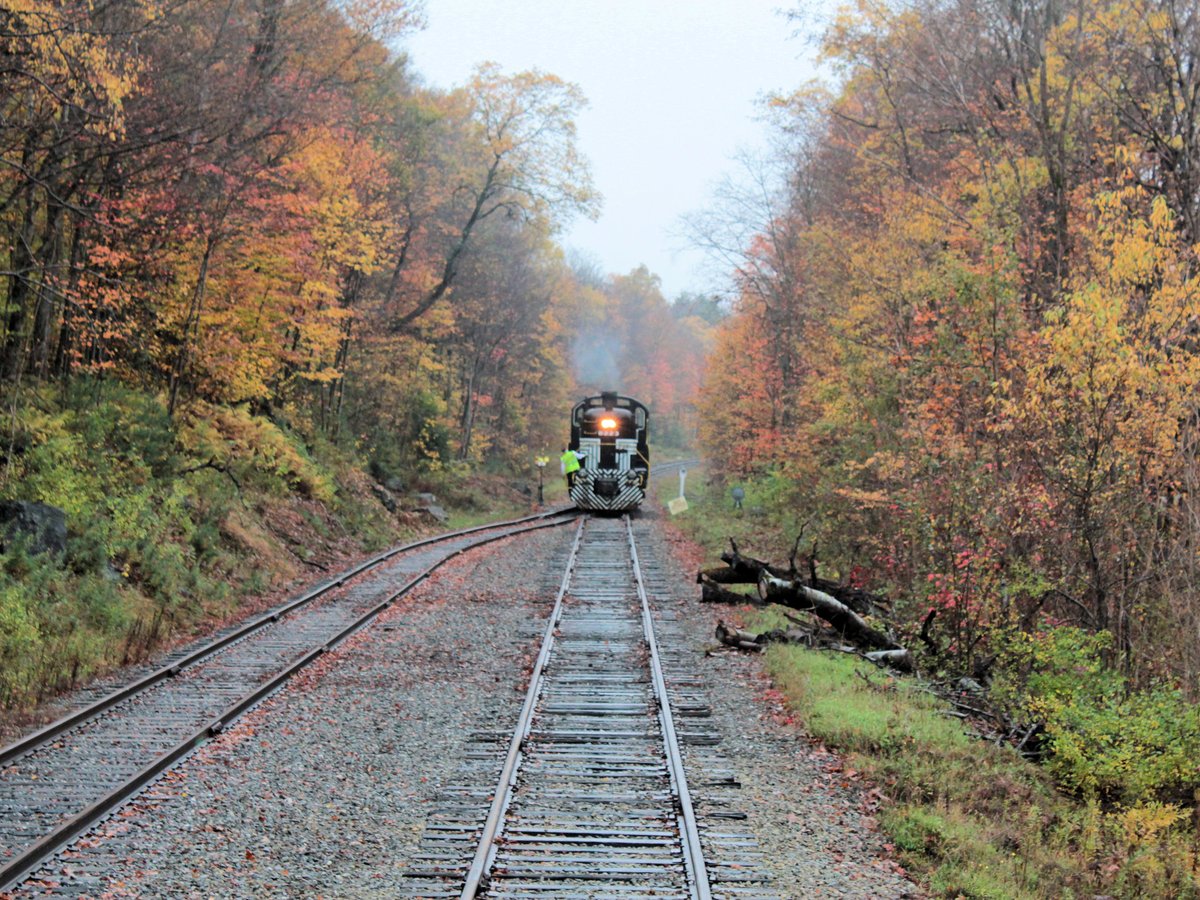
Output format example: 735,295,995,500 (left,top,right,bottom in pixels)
568,392,649,511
